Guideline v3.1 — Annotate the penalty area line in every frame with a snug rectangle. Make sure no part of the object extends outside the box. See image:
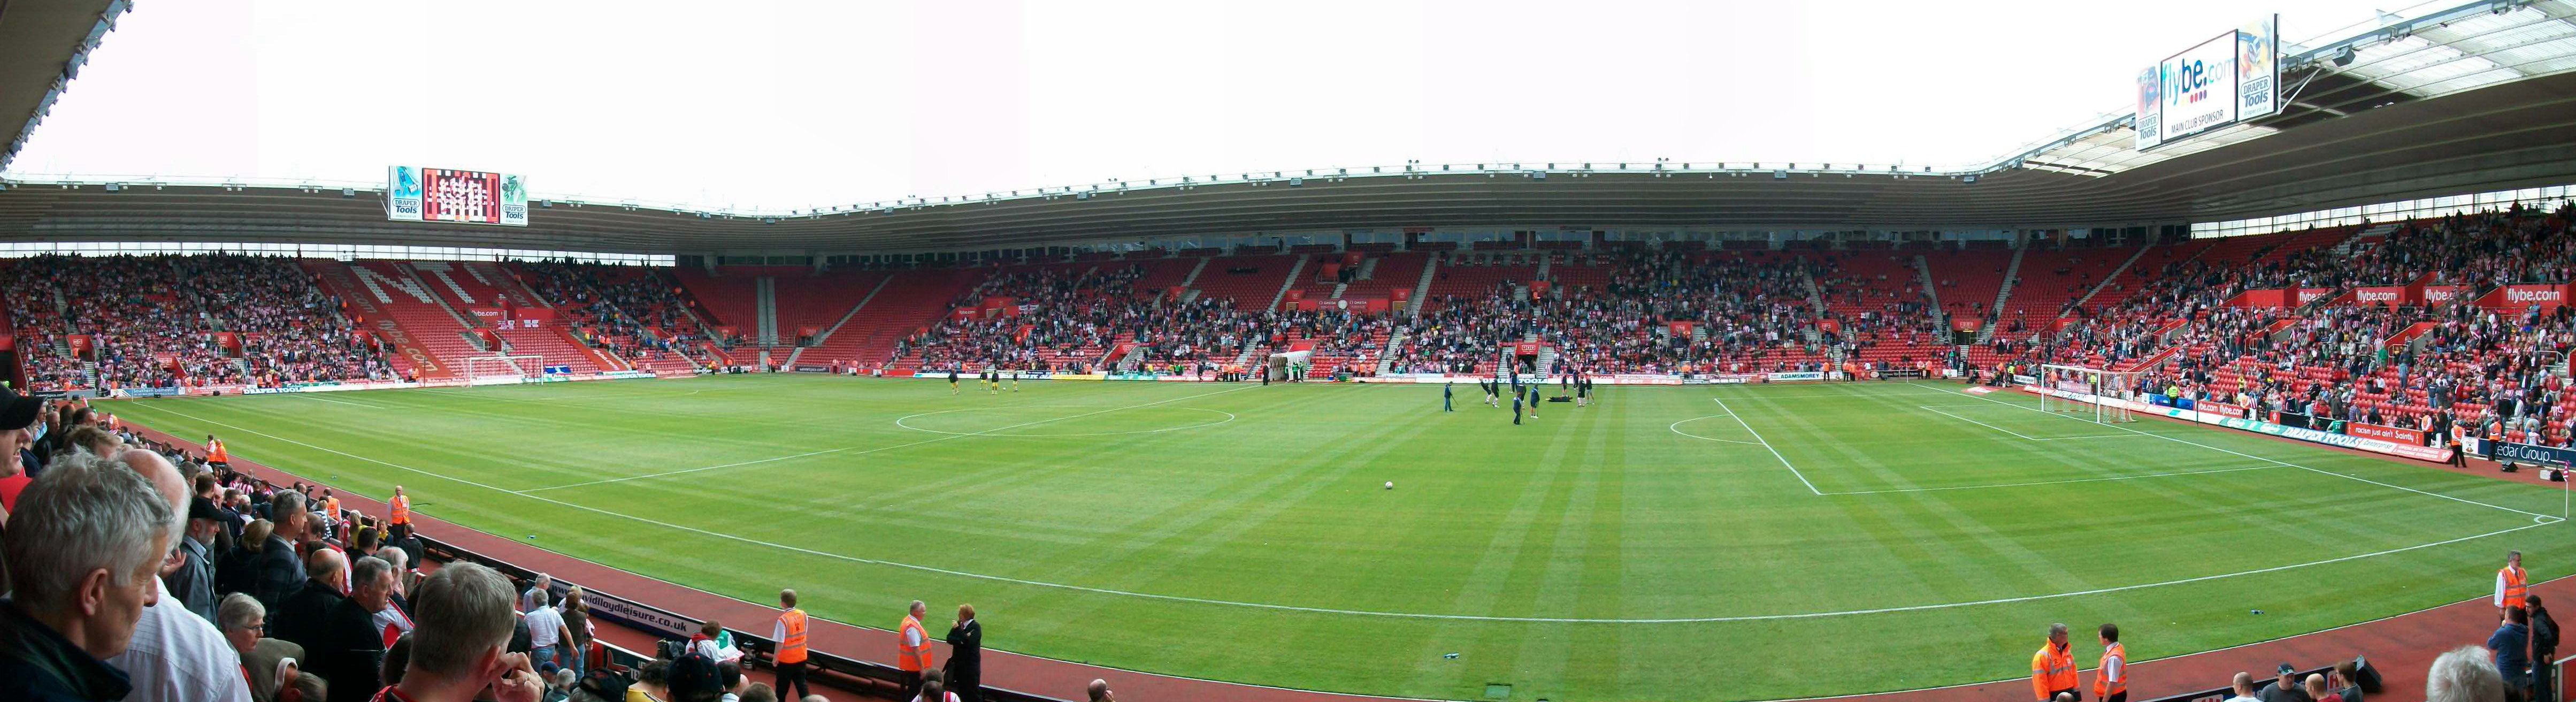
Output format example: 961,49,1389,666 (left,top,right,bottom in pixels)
1911,384,2570,523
